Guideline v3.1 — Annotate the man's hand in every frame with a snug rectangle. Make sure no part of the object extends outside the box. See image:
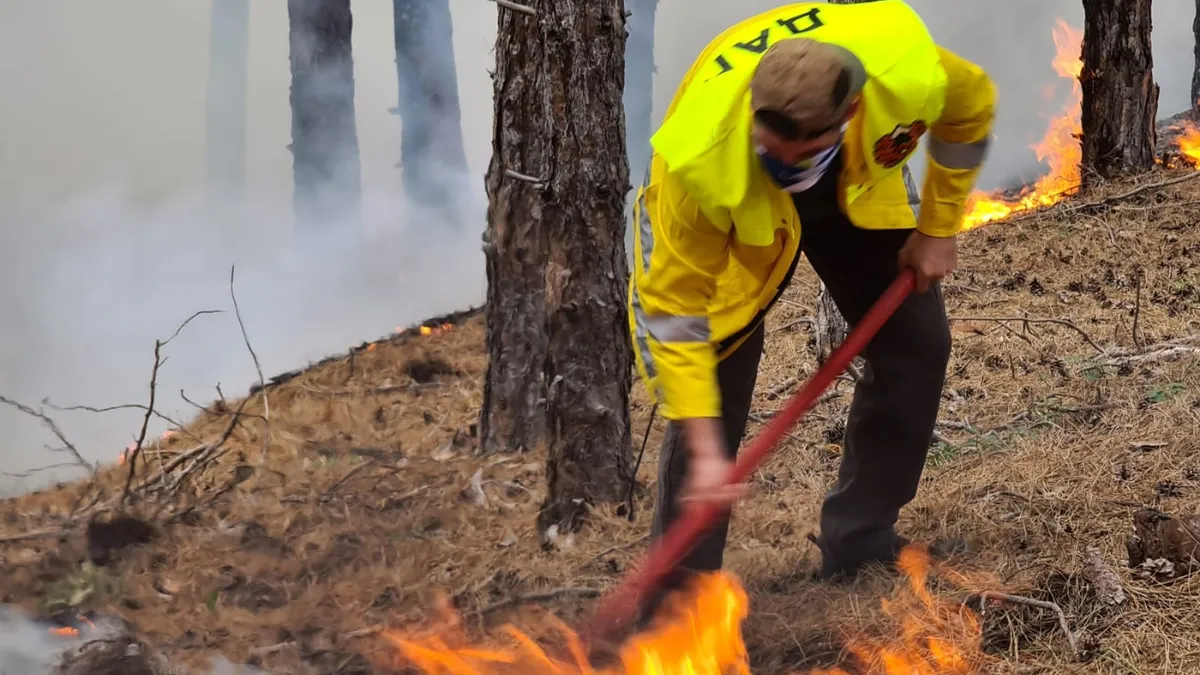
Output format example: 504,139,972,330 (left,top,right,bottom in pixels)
898,230,958,293
678,418,746,510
